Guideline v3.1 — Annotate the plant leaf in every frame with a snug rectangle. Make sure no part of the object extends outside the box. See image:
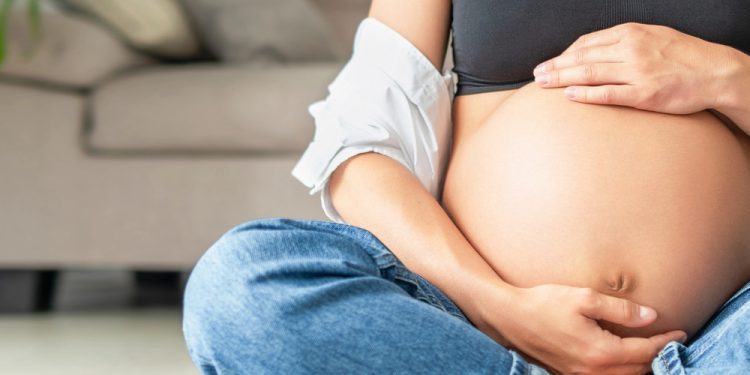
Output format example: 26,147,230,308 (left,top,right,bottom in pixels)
0,0,16,67
27,0,39,41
